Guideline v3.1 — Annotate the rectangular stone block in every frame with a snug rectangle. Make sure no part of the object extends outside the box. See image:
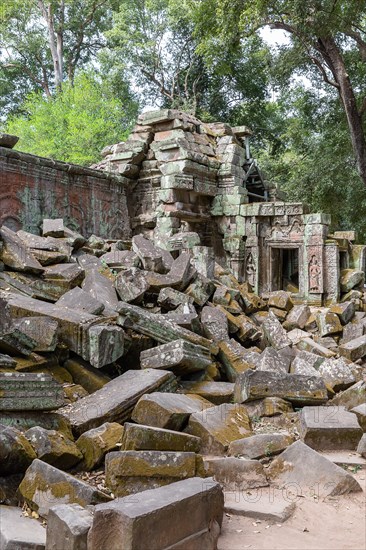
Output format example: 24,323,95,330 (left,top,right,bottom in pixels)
122,422,201,452
0,372,64,411
0,505,46,549
339,335,366,361
87,477,224,550
140,339,212,376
